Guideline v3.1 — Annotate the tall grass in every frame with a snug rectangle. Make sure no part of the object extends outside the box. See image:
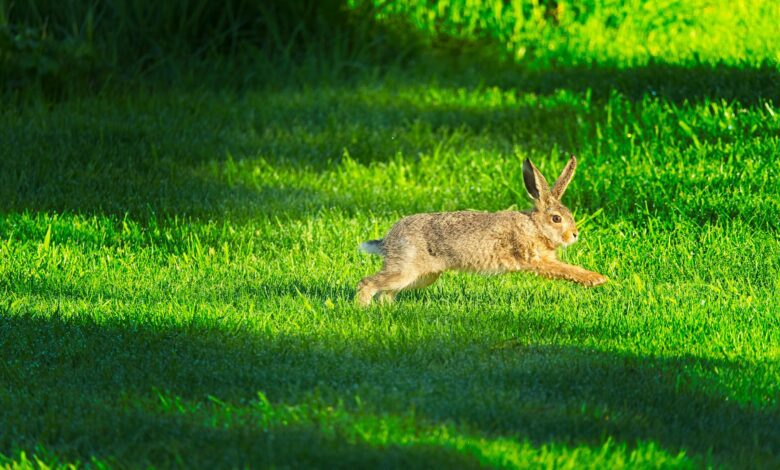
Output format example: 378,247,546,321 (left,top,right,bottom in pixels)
372,0,780,66
2,0,778,98
0,0,414,95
